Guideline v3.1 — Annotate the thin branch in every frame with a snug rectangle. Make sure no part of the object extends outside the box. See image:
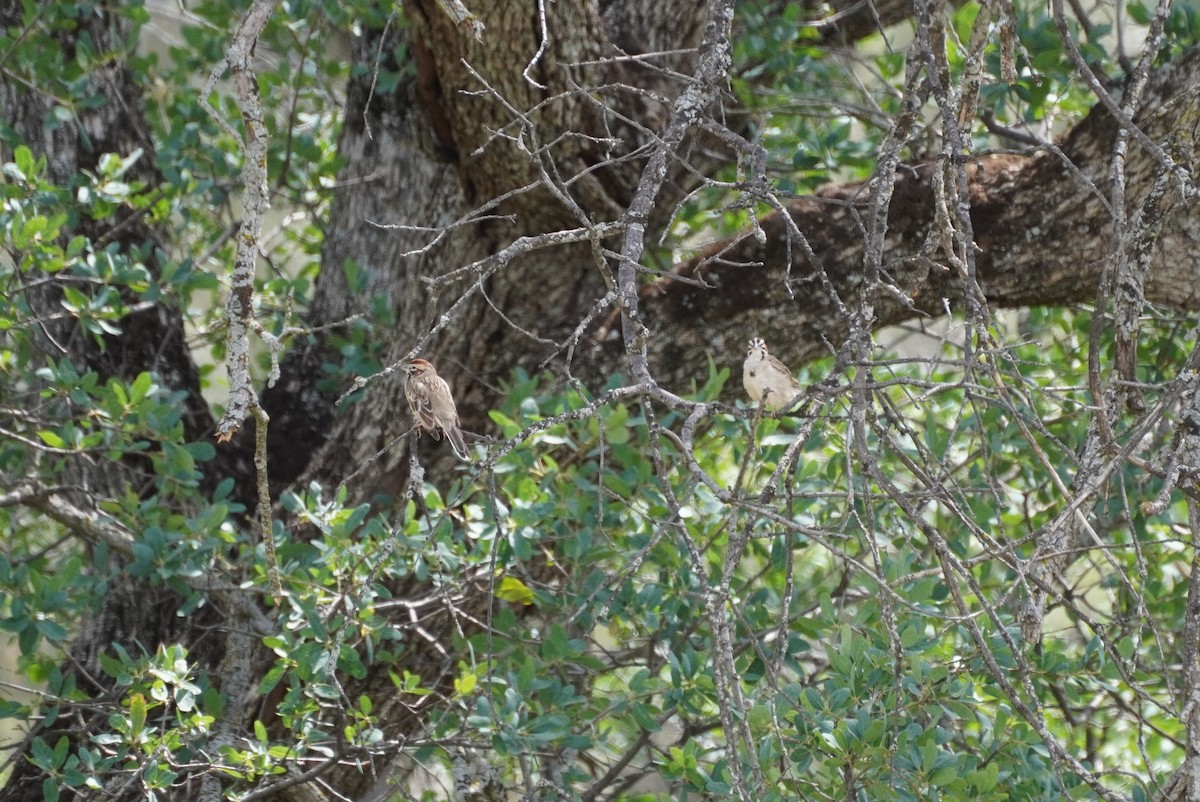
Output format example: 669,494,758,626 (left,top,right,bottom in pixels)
201,0,279,441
